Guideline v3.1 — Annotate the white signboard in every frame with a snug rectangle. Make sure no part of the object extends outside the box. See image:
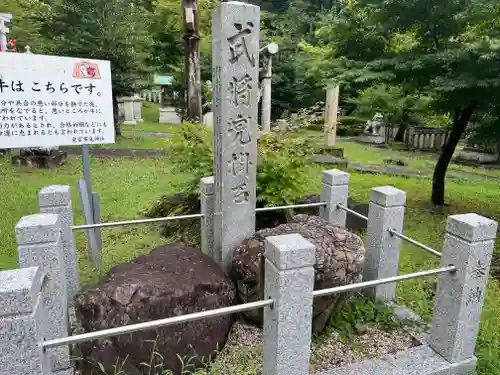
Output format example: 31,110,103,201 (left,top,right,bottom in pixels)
0,53,114,148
